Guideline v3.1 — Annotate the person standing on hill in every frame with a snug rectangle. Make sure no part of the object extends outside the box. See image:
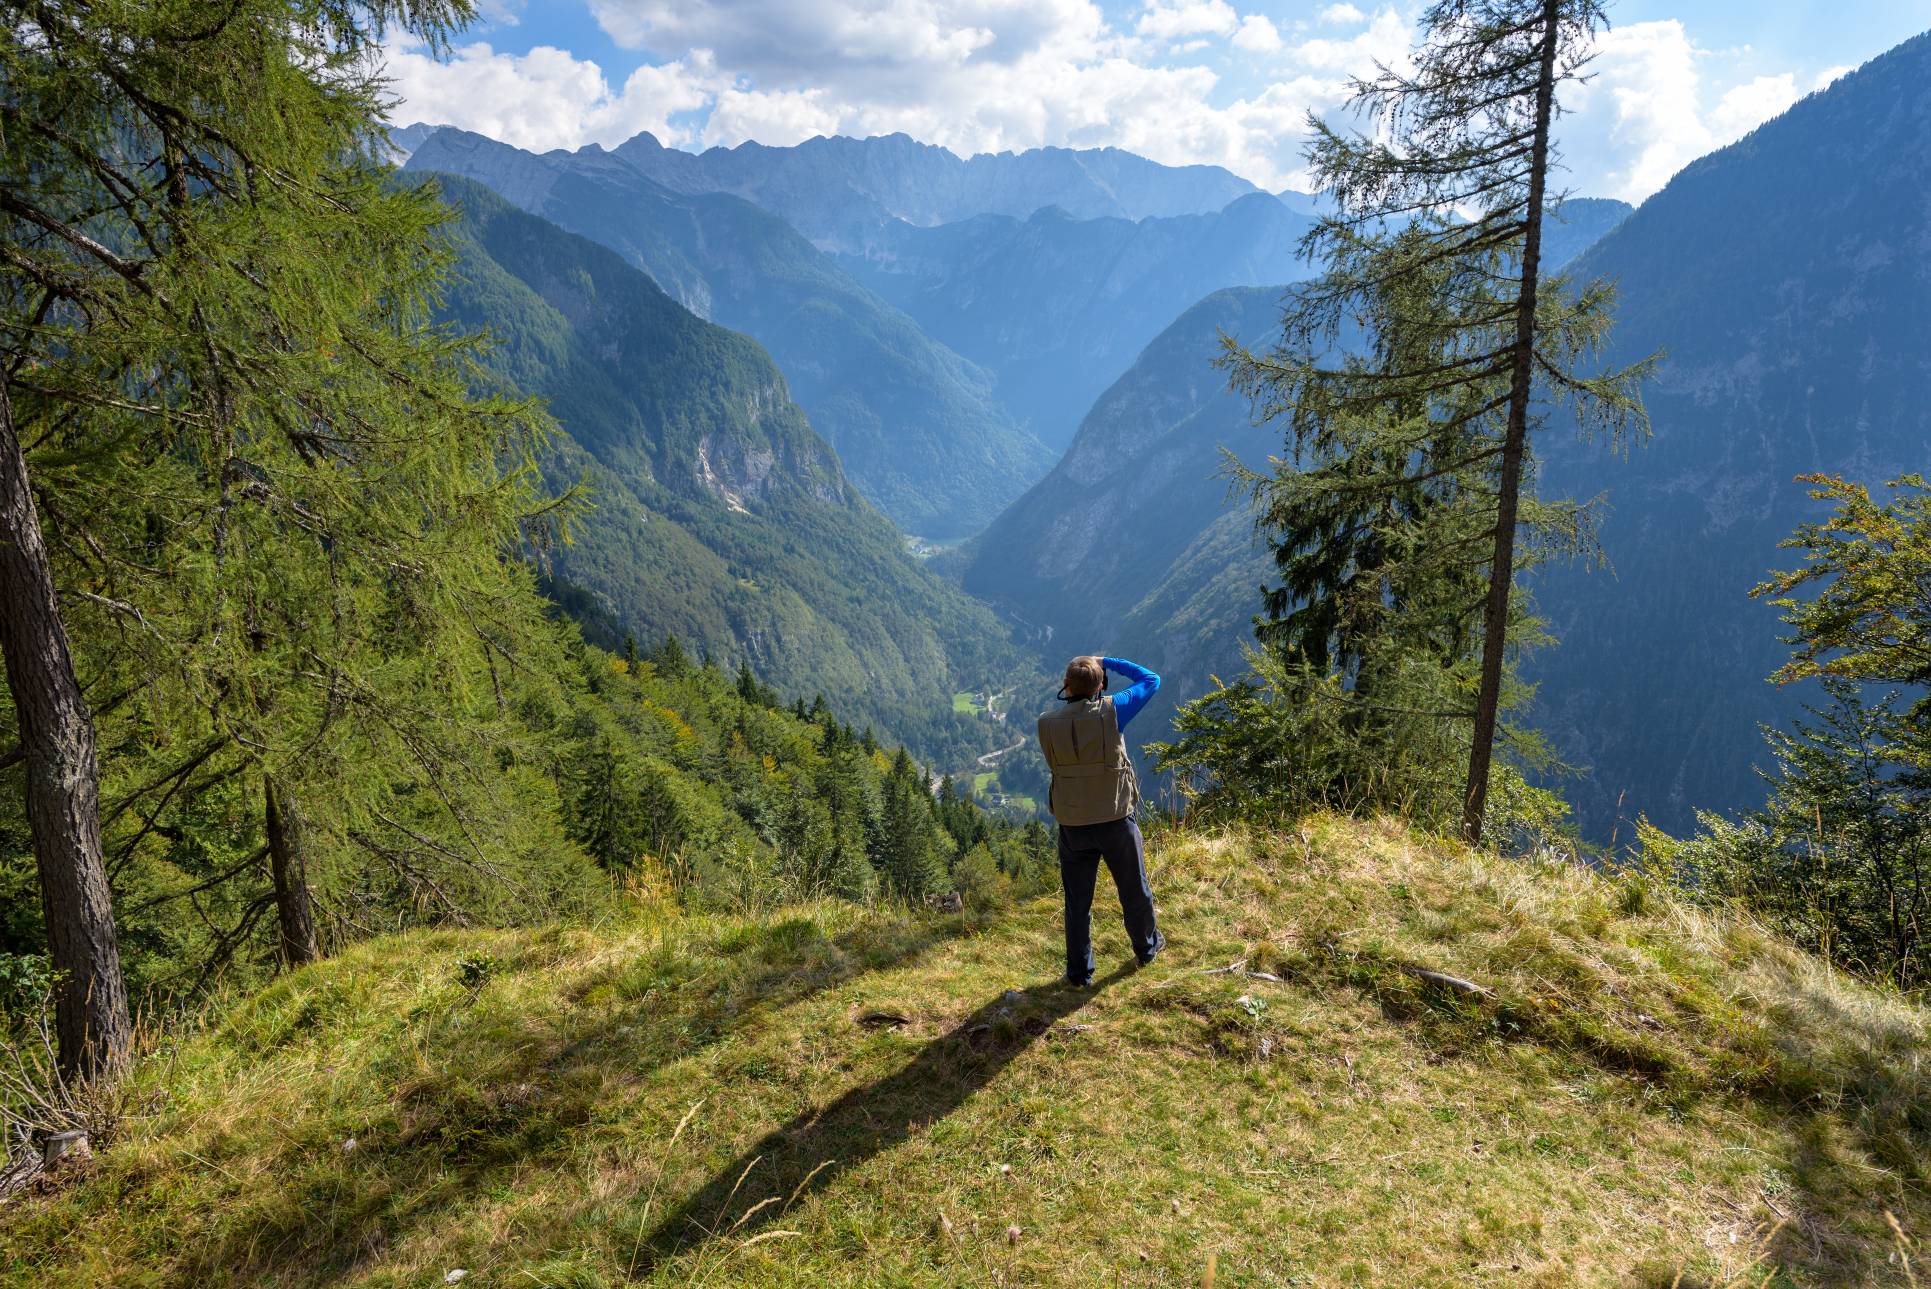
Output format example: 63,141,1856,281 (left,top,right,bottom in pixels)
1036,655,1165,986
